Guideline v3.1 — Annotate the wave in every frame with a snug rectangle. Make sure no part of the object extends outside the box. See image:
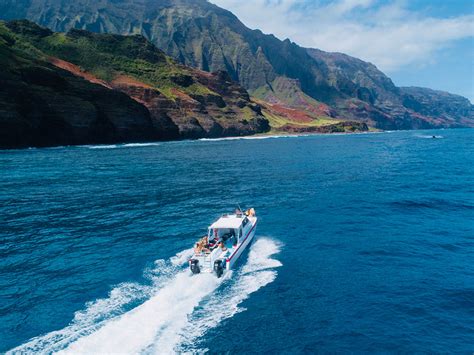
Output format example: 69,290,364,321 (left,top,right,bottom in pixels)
198,130,388,142
9,238,281,354
86,144,120,149
122,143,162,148
199,134,309,142
85,142,162,149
